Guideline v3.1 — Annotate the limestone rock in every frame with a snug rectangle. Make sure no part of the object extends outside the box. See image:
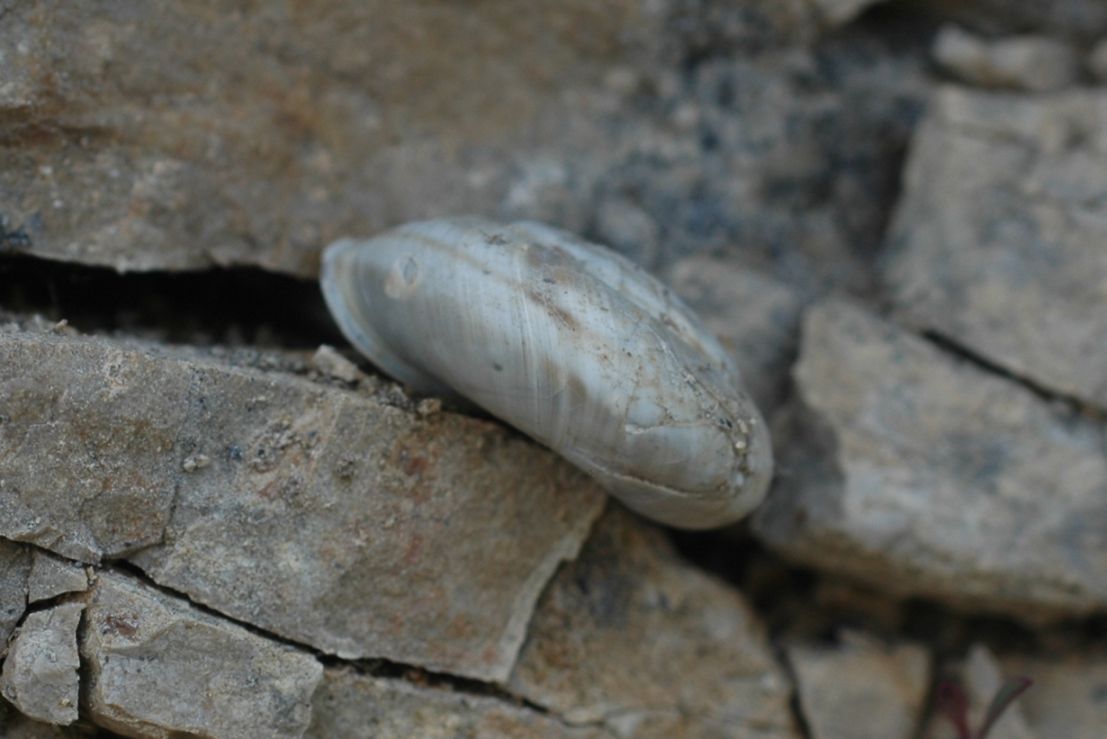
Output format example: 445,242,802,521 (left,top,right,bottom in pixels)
753,299,1107,619
1001,650,1107,738
27,553,87,605
666,257,803,412
884,86,1107,409
508,509,800,738
82,570,323,739
788,634,930,739
933,26,1078,91
0,540,31,650
0,324,605,681
0,603,83,726
0,0,836,279
307,670,605,739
